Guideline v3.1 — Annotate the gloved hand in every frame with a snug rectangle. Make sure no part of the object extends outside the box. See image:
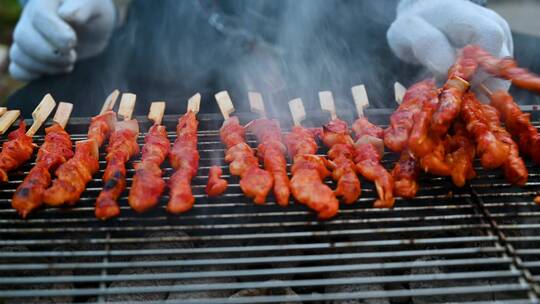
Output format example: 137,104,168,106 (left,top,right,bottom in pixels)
387,0,513,93
9,0,117,81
